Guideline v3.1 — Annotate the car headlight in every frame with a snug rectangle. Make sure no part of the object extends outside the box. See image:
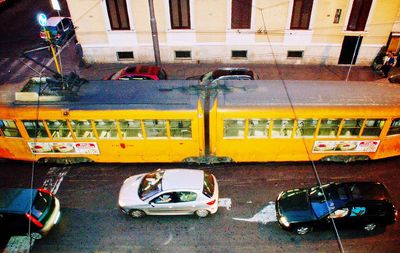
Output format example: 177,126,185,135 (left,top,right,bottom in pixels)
279,216,290,227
